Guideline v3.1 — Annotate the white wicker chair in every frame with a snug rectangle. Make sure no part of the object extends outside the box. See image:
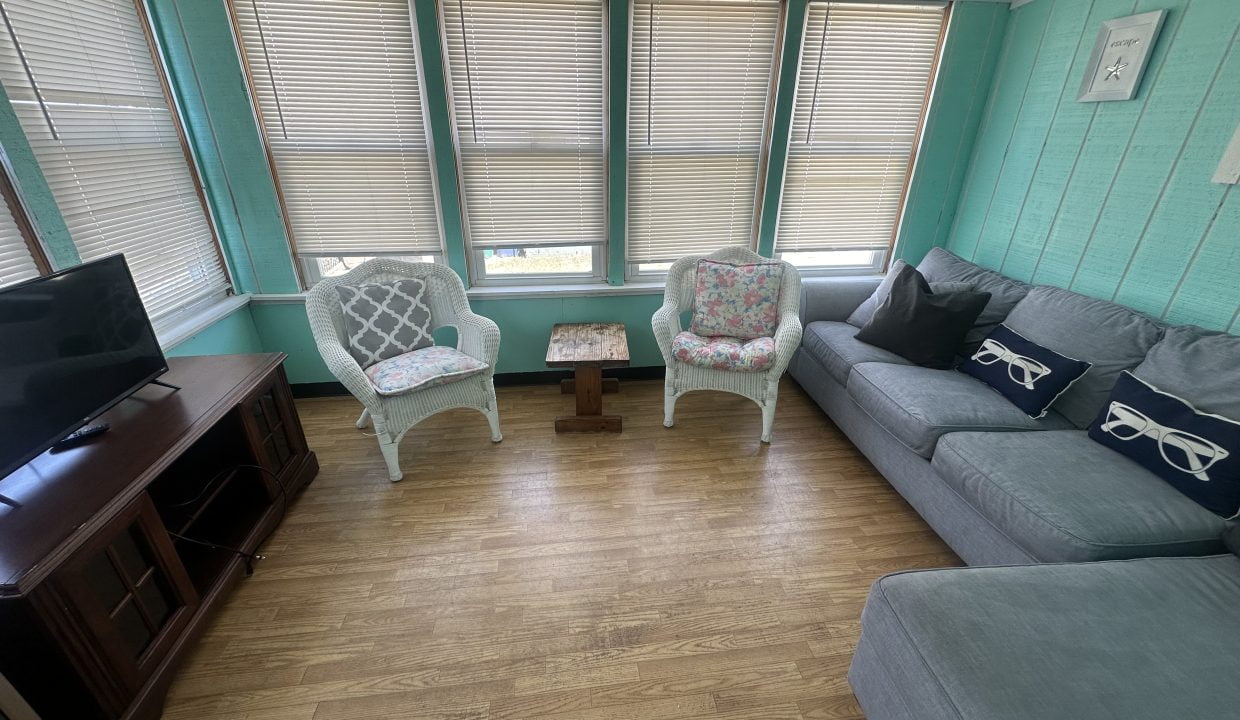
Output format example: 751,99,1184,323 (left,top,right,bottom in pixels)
306,259,502,482
652,246,802,443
